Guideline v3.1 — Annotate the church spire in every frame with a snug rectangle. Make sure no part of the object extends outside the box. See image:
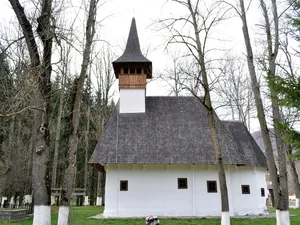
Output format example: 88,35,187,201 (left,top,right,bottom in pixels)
123,17,143,56
113,18,152,79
